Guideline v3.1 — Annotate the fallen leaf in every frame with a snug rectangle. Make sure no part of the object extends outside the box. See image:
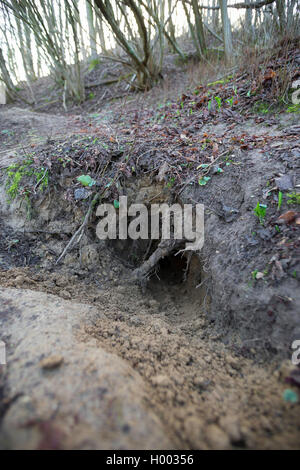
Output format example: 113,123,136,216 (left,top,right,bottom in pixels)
263,69,276,81
156,161,168,182
77,175,96,187
212,142,219,156
255,272,264,280
277,211,297,224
